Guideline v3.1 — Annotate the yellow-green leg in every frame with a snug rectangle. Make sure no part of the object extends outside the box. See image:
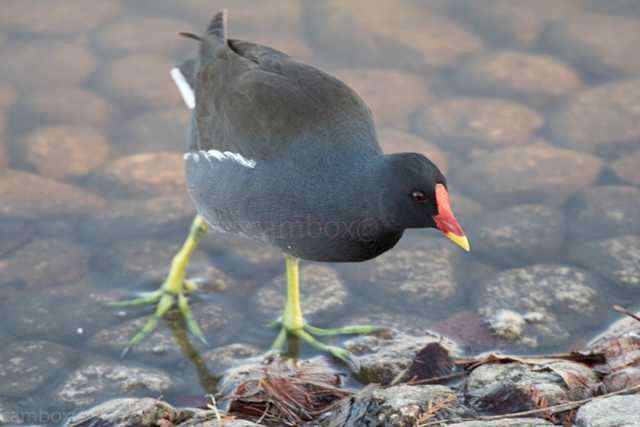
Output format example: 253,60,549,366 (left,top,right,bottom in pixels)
110,215,209,355
270,255,381,371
